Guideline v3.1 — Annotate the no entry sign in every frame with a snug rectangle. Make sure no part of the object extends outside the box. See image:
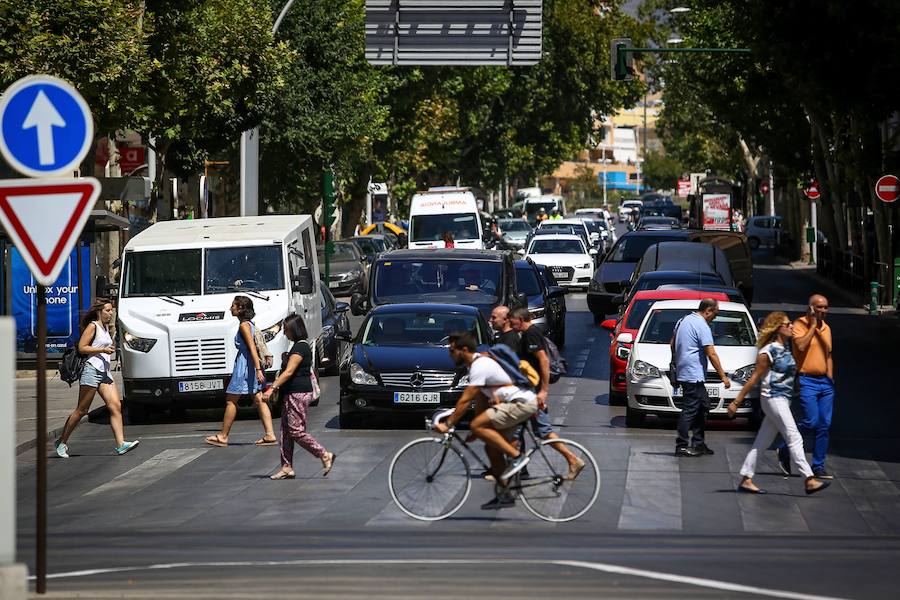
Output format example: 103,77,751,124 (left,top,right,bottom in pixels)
804,180,821,200
875,174,899,203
